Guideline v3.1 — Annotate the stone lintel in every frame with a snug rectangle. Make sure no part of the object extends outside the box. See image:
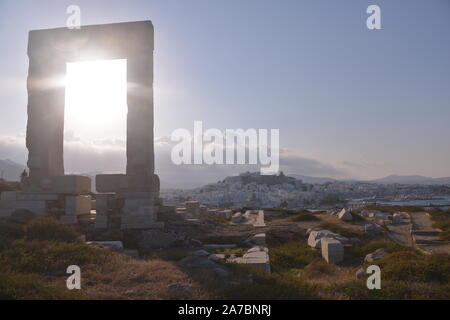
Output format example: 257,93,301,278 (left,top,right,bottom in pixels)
96,174,160,194
23,175,91,194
